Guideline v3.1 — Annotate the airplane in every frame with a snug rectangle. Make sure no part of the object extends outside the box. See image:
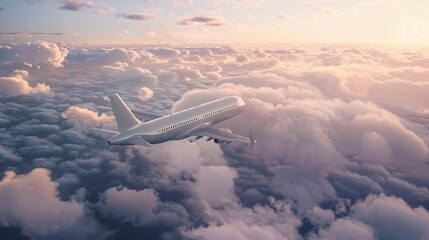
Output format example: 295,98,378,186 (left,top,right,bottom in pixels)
93,94,256,148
